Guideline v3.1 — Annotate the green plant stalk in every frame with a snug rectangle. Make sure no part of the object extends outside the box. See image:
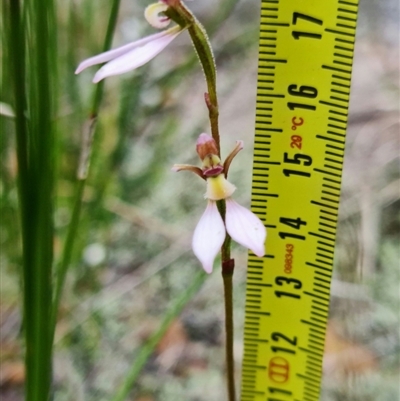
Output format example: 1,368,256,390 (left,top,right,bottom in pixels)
222,267,236,401
92,0,122,115
187,20,220,153
51,179,84,329
220,203,236,401
154,0,240,94
110,269,207,401
169,2,237,398
166,2,220,154
51,0,122,338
